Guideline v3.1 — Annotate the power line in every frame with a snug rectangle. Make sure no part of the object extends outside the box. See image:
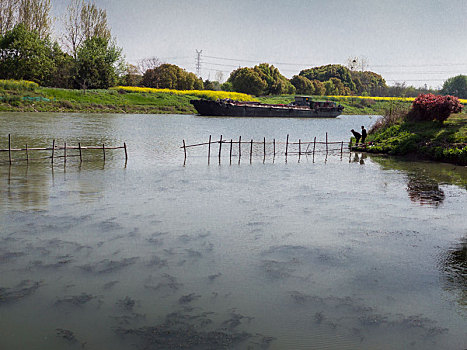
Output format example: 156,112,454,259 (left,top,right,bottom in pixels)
204,54,467,69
